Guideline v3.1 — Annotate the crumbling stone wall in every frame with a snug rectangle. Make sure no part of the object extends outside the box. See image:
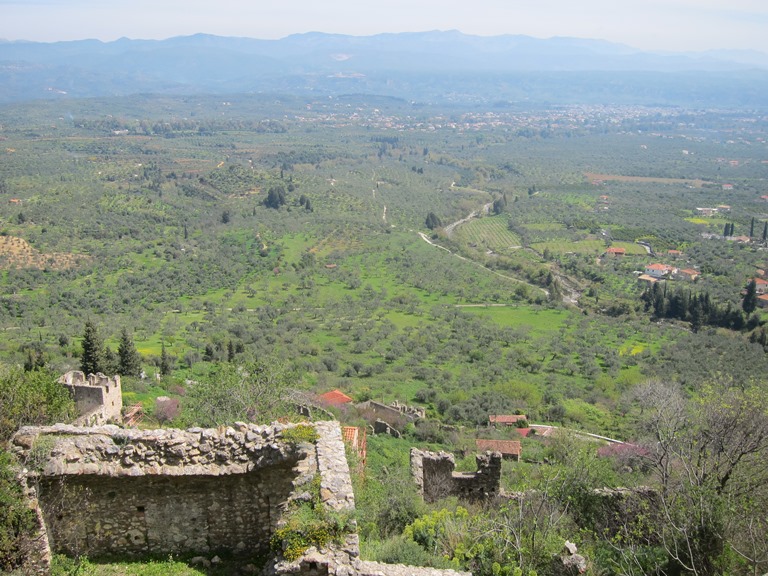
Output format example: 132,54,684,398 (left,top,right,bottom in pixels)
410,448,501,503
12,421,319,562
58,371,122,426
12,422,470,576
357,400,424,422
39,468,295,557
